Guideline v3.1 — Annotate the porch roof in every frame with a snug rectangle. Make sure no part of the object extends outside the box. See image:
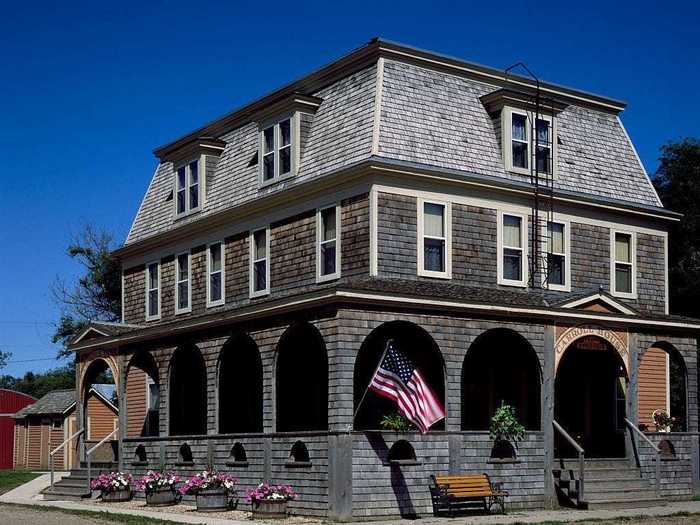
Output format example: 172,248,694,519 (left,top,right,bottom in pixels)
68,277,700,354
